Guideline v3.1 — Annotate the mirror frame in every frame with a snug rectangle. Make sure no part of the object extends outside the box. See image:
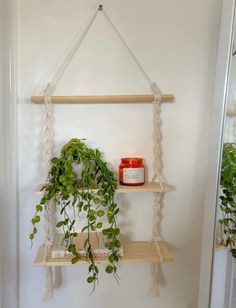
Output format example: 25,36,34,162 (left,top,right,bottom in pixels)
0,0,18,307
198,0,236,307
